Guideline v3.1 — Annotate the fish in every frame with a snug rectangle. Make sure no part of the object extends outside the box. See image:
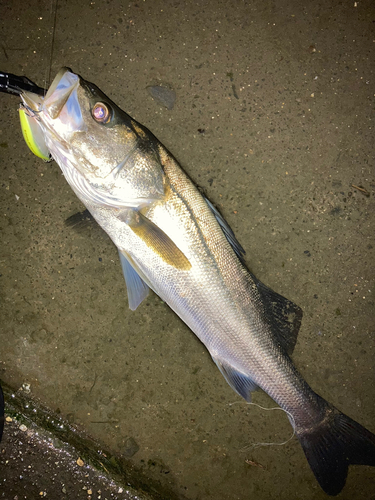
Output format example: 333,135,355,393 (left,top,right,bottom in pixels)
18,68,375,495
